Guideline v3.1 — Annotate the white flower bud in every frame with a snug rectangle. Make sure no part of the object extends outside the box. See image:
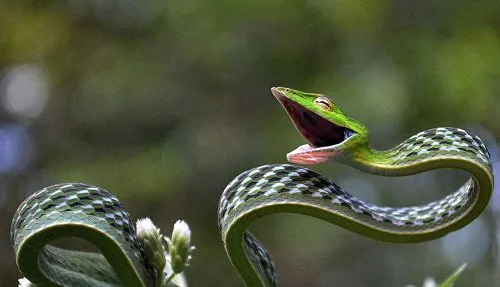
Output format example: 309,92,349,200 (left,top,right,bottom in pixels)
136,218,159,237
168,220,194,274
172,220,191,247
136,218,167,273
